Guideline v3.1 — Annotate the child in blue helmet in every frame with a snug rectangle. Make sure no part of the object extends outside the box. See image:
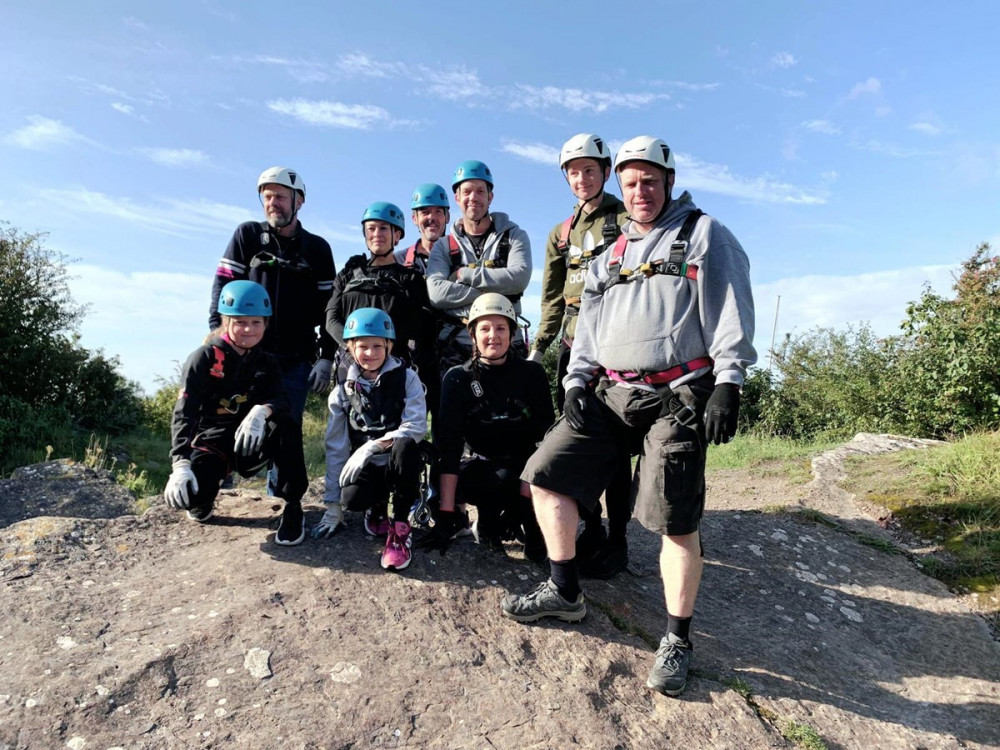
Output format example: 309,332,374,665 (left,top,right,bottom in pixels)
314,307,428,571
164,280,308,545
